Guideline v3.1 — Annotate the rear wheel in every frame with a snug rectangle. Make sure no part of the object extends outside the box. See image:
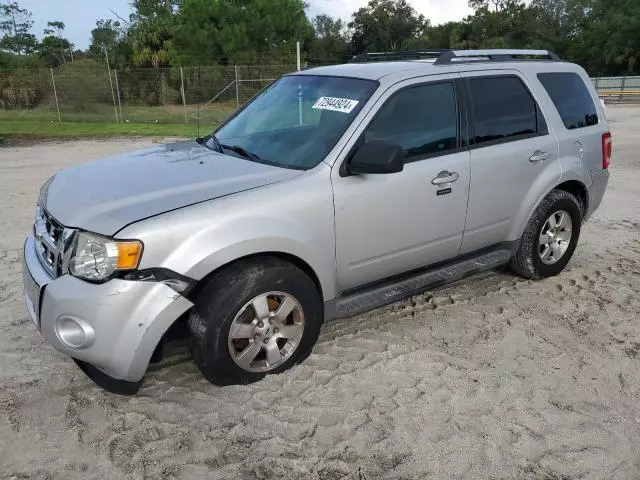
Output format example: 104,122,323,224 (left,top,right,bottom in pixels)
510,190,582,280
187,257,322,385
